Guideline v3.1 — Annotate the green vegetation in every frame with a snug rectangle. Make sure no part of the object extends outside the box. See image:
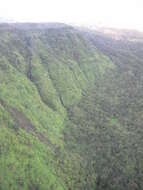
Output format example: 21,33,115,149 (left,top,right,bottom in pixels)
0,23,143,189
